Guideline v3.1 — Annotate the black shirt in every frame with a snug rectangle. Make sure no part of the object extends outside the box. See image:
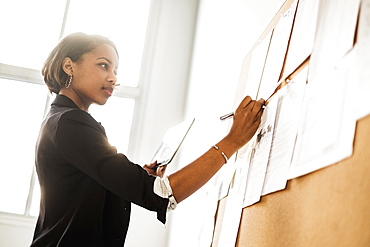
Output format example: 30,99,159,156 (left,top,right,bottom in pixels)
31,95,168,247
